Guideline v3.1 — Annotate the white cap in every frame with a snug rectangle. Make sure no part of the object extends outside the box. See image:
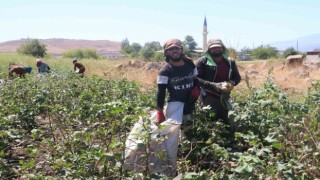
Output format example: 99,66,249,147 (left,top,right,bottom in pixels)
209,44,223,49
